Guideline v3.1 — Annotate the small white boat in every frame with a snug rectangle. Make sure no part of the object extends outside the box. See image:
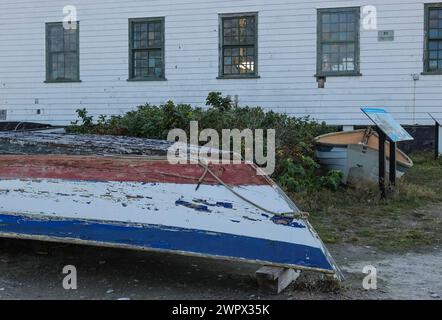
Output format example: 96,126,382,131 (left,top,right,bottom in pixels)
315,129,414,184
